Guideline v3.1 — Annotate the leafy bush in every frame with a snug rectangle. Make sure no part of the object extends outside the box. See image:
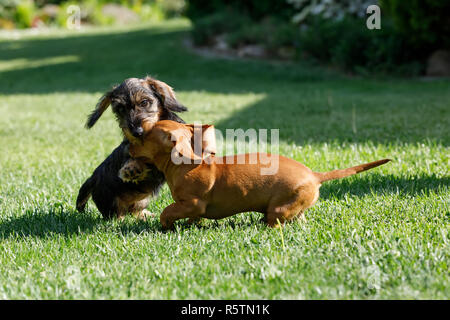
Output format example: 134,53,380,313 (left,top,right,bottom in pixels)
55,0,115,28
297,17,423,75
290,0,448,73
130,0,186,20
13,0,36,28
186,0,430,75
227,17,298,51
157,0,186,18
380,0,450,52
186,0,295,22
287,0,376,23
0,0,186,29
0,1,18,21
191,9,298,55
191,10,252,45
